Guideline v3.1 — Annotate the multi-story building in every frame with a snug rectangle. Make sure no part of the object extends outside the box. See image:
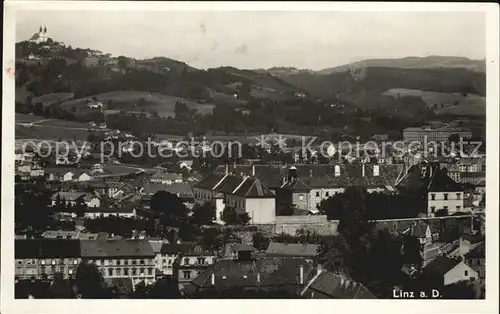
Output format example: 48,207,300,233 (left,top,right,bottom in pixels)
403,126,472,144
173,245,216,290
149,171,183,185
15,239,82,280
397,163,465,217
80,239,156,286
155,243,196,276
